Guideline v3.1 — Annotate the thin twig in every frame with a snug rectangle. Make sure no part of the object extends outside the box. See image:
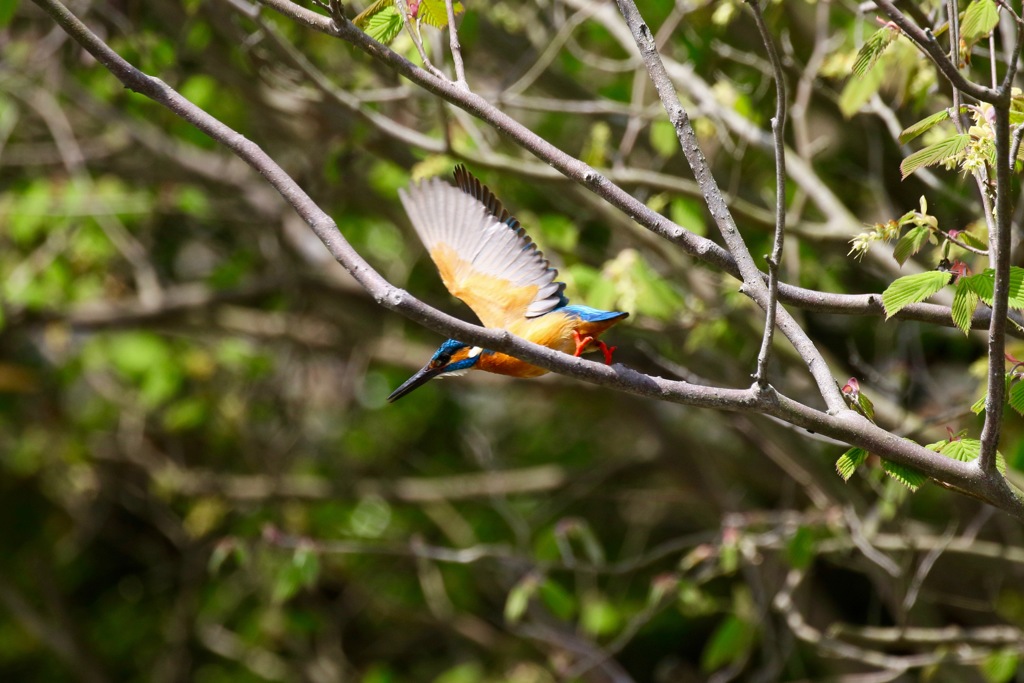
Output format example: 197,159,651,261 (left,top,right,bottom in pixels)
444,0,466,87
612,0,843,411
746,0,788,390
872,0,1006,105
31,0,1024,518
394,0,444,78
